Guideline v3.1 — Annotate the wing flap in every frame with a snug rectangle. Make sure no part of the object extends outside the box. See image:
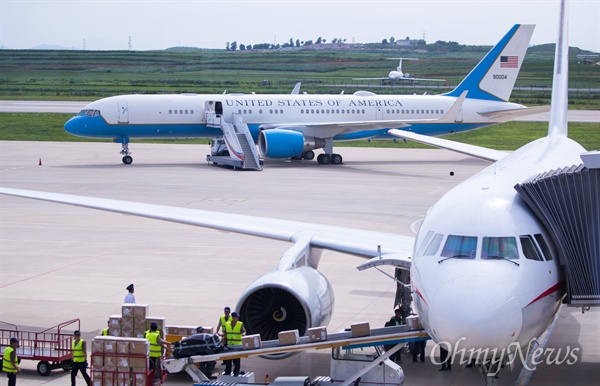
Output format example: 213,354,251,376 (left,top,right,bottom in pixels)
388,129,509,162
